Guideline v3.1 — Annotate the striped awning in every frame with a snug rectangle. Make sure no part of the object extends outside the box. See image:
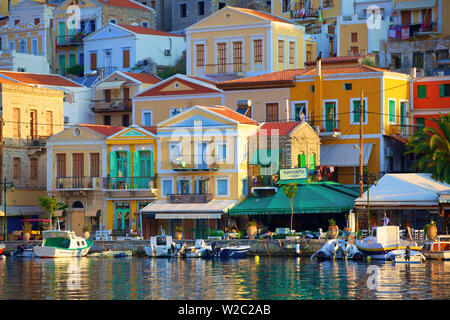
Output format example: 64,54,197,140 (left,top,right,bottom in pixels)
155,213,222,219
